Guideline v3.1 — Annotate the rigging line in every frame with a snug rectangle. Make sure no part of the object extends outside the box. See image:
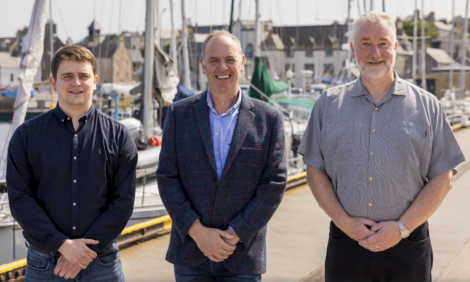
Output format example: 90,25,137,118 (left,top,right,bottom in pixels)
136,1,146,31
0,0,41,173
97,0,105,78
120,0,129,33
54,0,70,39
103,0,115,83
